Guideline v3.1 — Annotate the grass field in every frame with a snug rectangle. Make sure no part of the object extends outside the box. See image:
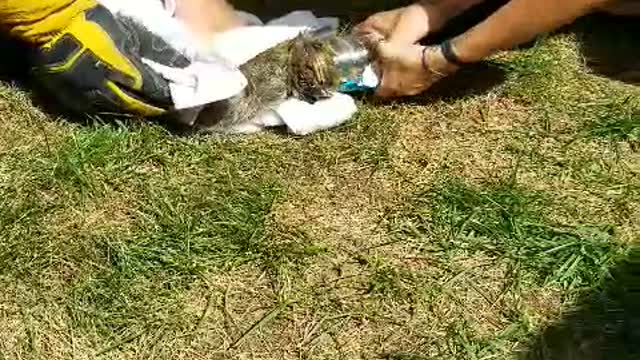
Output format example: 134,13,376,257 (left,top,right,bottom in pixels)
0,3,639,359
